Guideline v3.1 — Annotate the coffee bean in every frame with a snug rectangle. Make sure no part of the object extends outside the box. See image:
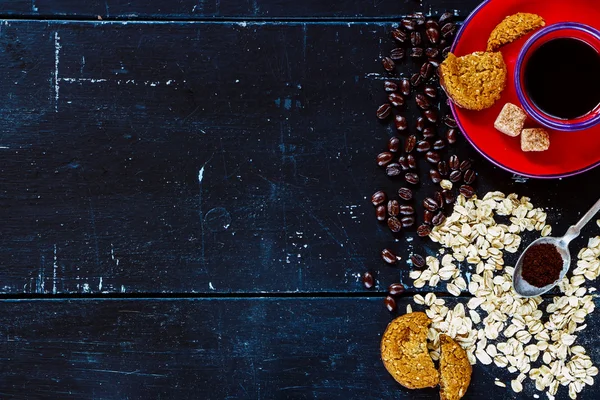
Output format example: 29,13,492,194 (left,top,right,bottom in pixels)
459,160,472,172
416,140,431,152
382,57,395,72
464,169,476,184
399,78,411,96
420,62,434,80
425,19,439,30
438,161,449,176
422,127,436,139
388,93,405,108
449,170,462,182
386,163,402,177
441,22,457,38
459,185,475,198
417,224,431,237
423,197,439,212
430,169,442,183
387,217,403,233
415,117,426,132
440,39,449,48
432,211,446,226
424,210,433,225
388,137,401,153
405,172,419,185
449,155,460,170
395,115,408,131
411,31,422,47
433,139,445,150
410,73,423,87
411,254,426,268
409,47,424,58
388,283,405,295
428,59,440,68
398,187,413,201
392,28,408,43
434,191,444,208
415,93,431,109
425,47,440,59
389,47,405,61
385,295,397,312
388,200,400,217
439,12,454,25
442,46,451,59
426,151,440,164
401,19,417,31
376,205,386,221
401,216,415,228
404,135,417,153
409,14,425,26
407,154,417,169
443,115,458,128
362,272,374,289
384,81,398,92
377,152,394,167
426,27,440,45
424,85,438,98
446,128,458,144
371,191,386,206
398,156,409,171
442,189,455,204
377,104,392,119
399,204,415,215
424,108,438,123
